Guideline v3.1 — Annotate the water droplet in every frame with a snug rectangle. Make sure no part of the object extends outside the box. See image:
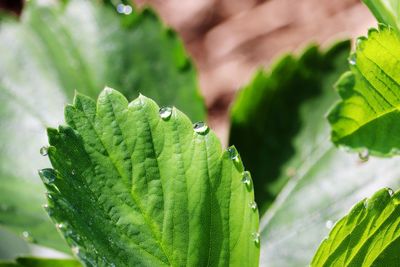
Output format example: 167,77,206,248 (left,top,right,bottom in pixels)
227,146,239,161
38,168,56,185
286,167,296,177
241,171,252,188
40,146,48,156
249,201,257,211
57,223,65,230
116,4,125,13
72,246,80,255
193,122,209,134
251,232,260,245
358,149,369,162
21,231,35,243
124,5,133,15
71,169,76,176
159,106,172,120
325,220,334,229
349,54,356,65
387,188,394,196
